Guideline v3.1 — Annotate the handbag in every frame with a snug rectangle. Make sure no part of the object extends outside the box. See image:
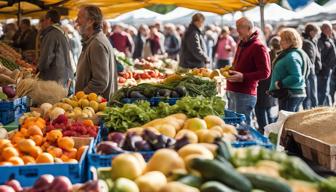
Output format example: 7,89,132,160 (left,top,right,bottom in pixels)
268,88,292,99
